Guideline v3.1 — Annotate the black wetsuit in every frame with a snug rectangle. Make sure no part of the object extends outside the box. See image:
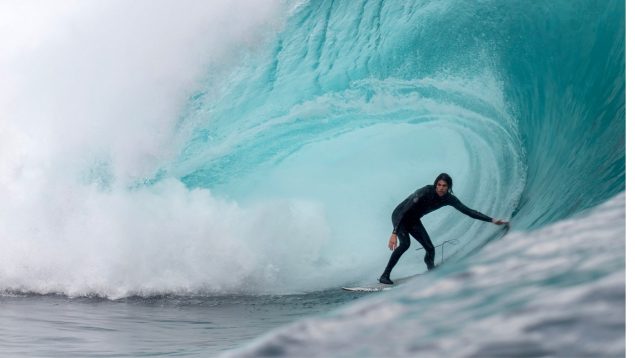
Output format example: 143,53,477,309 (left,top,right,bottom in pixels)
383,185,492,276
